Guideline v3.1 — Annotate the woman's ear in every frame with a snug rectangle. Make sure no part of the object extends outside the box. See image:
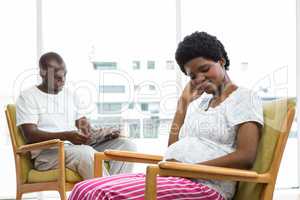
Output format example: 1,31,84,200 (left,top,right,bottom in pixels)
219,58,226,68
